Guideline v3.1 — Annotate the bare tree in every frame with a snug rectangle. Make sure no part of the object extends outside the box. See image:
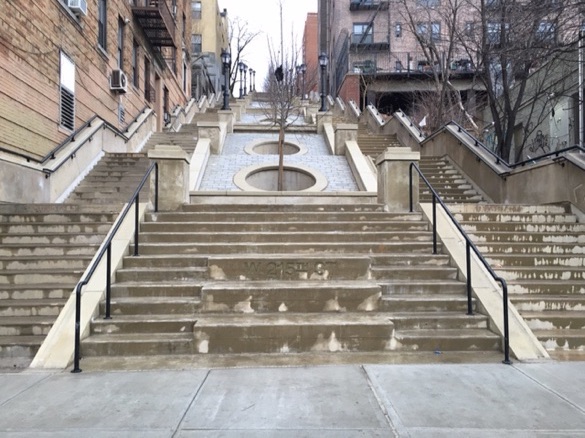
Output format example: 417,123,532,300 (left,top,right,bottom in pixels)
228,17,261,94
459,0,583,162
